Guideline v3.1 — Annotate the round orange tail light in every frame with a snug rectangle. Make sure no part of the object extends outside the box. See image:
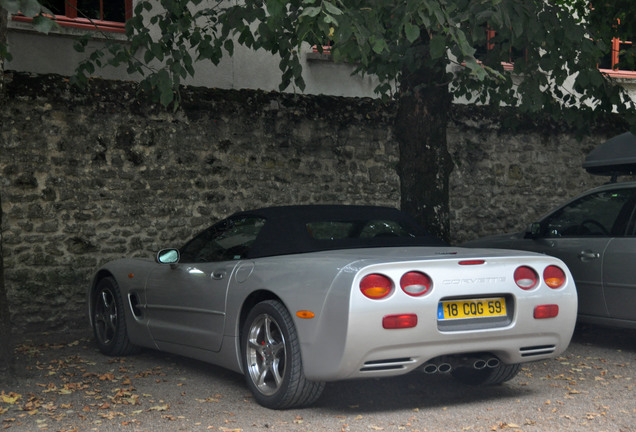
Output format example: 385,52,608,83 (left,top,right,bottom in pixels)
360,274,393,299
543,265,566,289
